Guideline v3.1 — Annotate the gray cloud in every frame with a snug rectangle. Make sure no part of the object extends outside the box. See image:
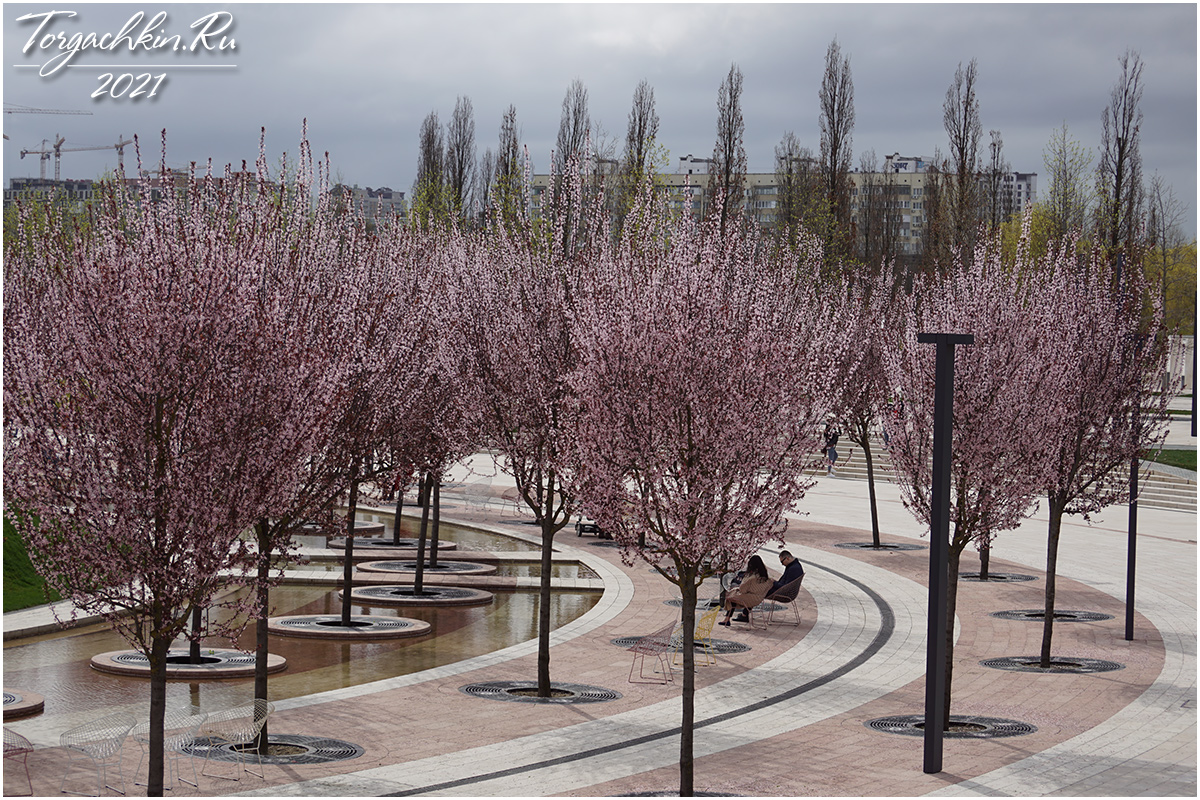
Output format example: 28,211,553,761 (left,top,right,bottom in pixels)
4,3,1195,234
